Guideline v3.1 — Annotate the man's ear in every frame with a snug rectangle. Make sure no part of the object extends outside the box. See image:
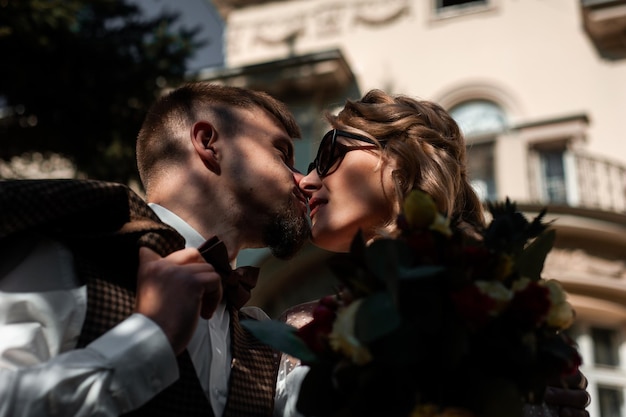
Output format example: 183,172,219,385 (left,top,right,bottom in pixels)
191,121,220,172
